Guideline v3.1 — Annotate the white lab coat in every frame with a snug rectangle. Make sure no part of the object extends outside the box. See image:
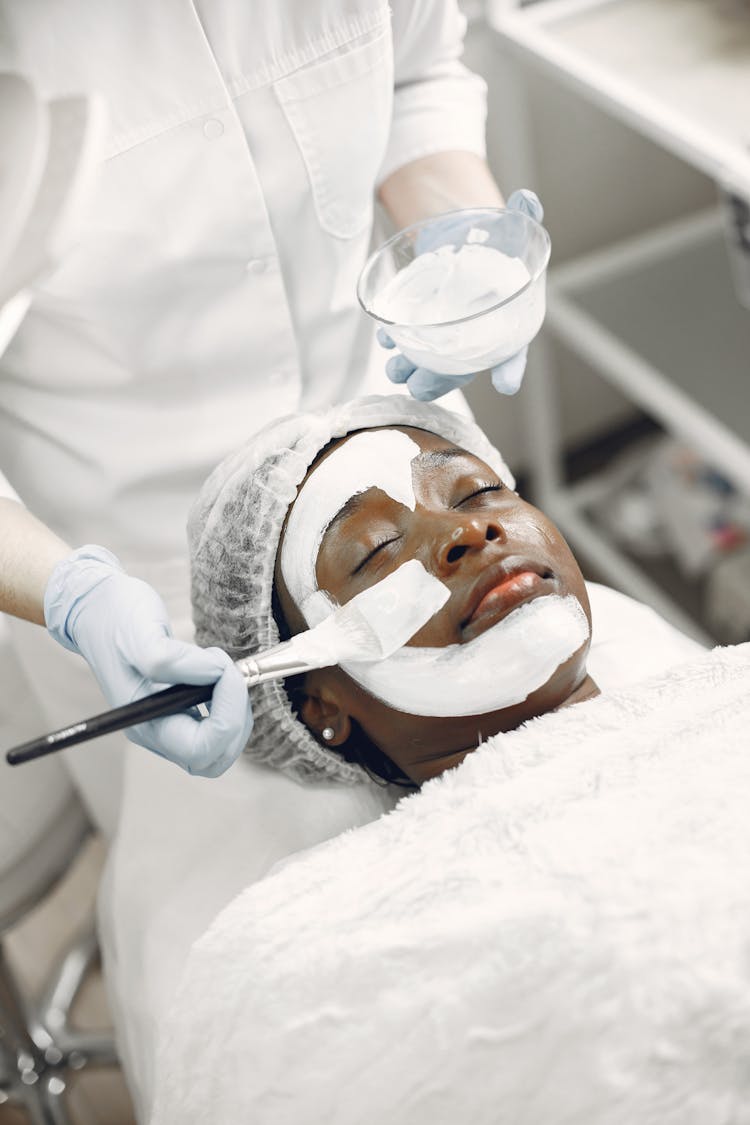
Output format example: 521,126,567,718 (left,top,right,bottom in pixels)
0,0,487,832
